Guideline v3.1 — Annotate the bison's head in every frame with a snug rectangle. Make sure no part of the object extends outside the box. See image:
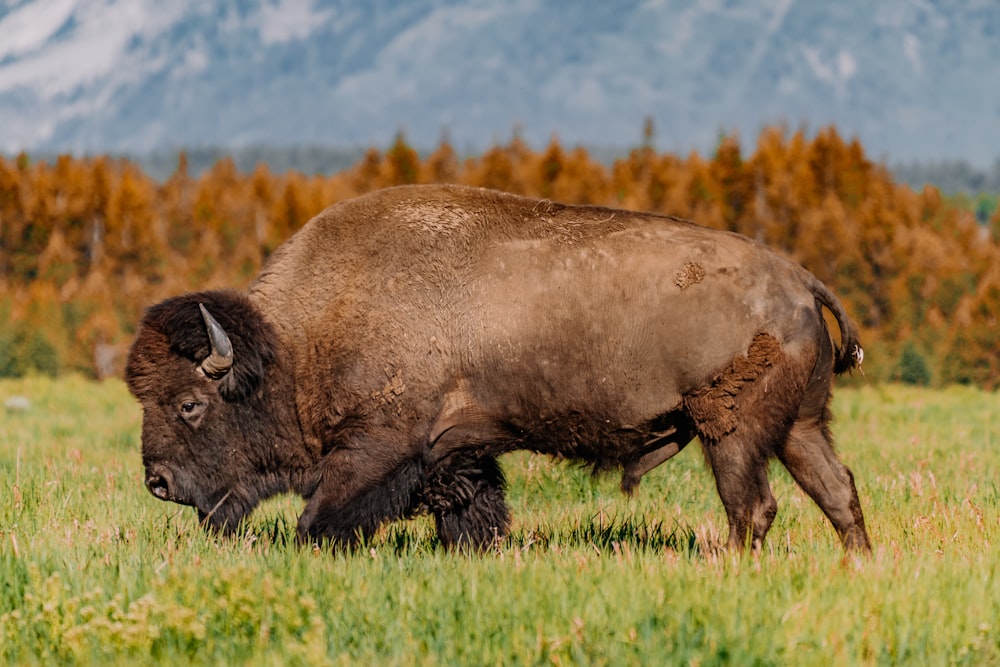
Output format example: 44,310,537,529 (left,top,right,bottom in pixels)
125,290,293,534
